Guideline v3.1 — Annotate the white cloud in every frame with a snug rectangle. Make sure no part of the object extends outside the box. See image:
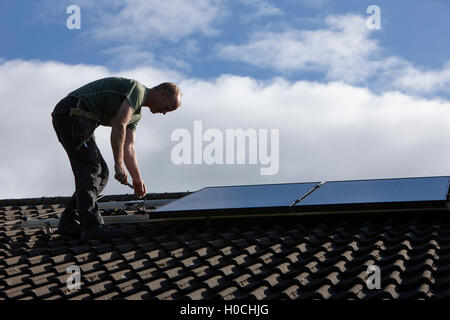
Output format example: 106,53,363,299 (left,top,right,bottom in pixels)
218,14,381,83
101,45,157,68
1,59,450,199
217,12,450,97
33,1,450,98
392,62,450,95
86,0,225,43
38,0,225,43
240,0,283,19
101,45,192,72
296,0,328,8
